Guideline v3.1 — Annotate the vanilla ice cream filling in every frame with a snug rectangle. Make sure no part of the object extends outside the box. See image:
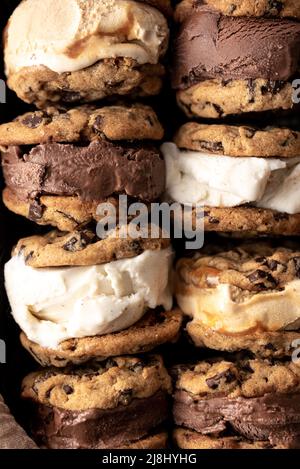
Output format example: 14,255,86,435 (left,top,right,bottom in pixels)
5,0,168,75
4,248,173,349
176,280,300,334
161,142,300,215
